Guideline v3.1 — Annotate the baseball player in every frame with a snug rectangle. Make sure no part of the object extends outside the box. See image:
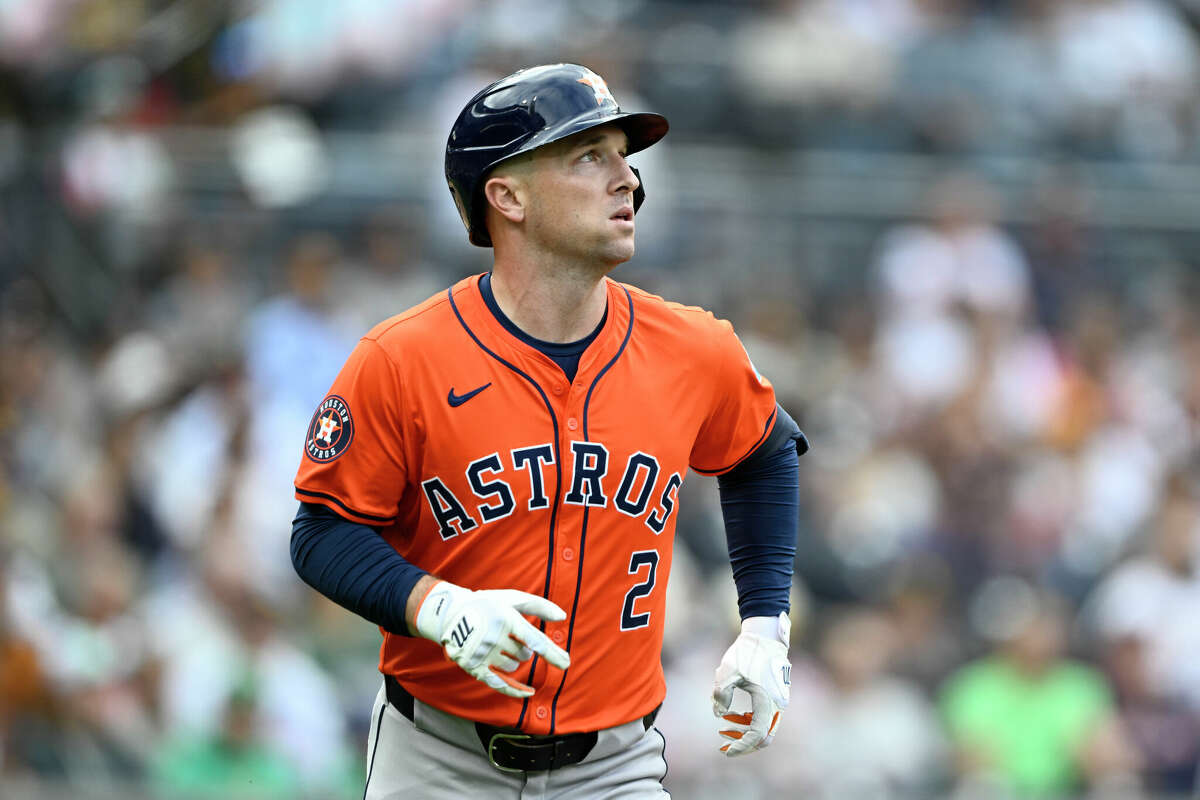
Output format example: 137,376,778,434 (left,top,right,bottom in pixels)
290,63,807,799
